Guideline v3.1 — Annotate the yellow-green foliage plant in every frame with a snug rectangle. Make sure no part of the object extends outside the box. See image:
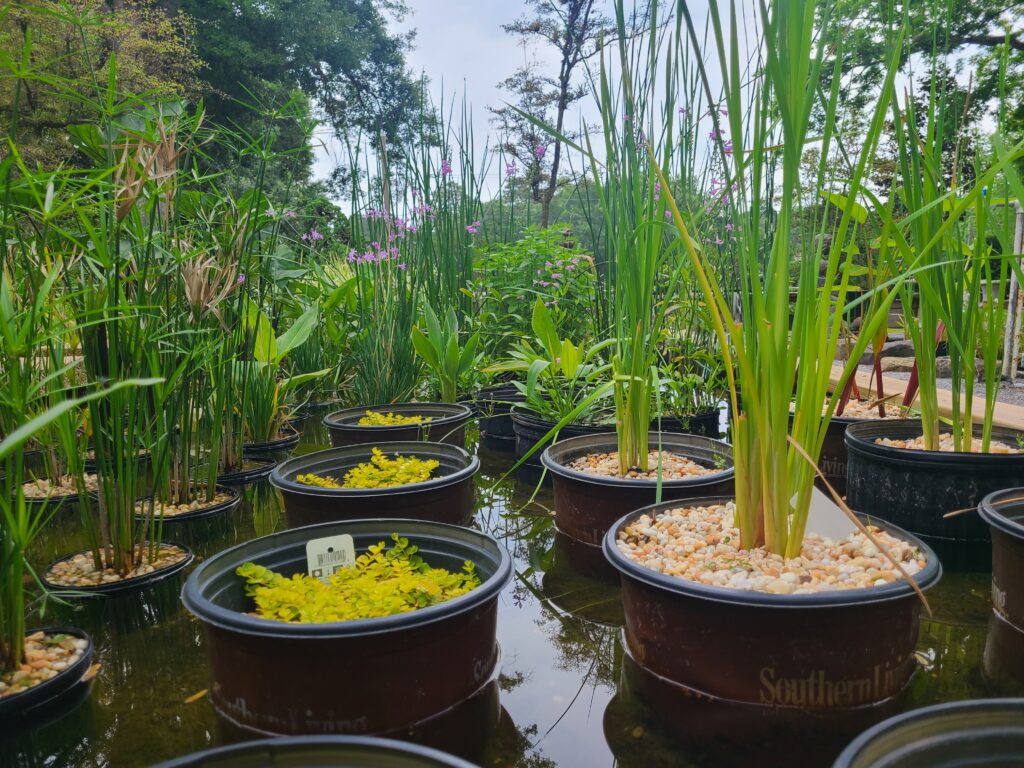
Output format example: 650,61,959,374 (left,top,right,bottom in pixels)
358,410,431,426
295,449,440,490
236,534,479,623
341,448,439,488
